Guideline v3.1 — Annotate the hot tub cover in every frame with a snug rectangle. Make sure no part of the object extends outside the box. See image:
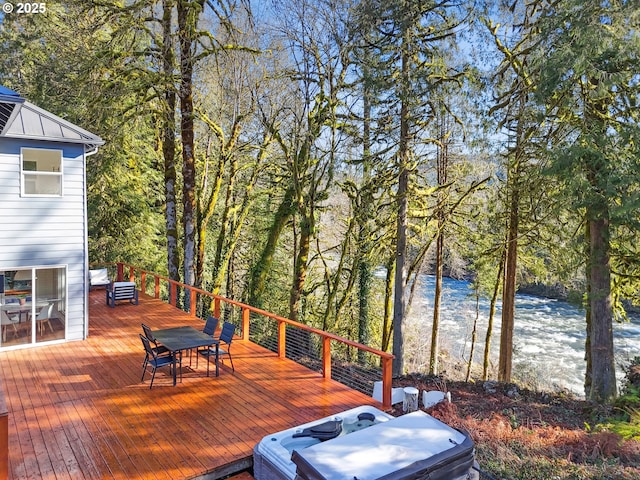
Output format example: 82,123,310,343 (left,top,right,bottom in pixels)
254,405,394,480
291,410,475,480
